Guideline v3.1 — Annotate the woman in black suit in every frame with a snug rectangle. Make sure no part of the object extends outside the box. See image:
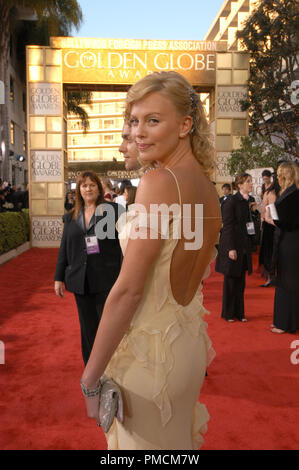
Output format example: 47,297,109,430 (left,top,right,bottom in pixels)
216,173,255,322
54,171,124,364
266,162,299,334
